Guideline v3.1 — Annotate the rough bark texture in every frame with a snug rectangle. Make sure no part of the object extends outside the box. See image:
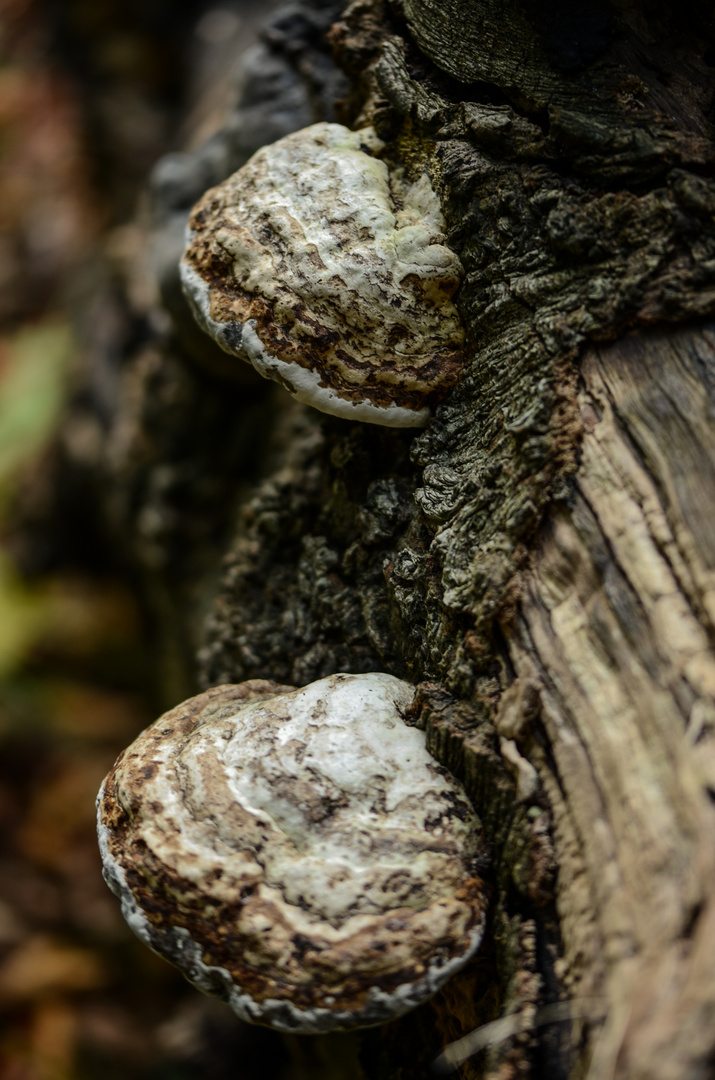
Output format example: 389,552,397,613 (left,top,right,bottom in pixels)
30,0,715,1076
